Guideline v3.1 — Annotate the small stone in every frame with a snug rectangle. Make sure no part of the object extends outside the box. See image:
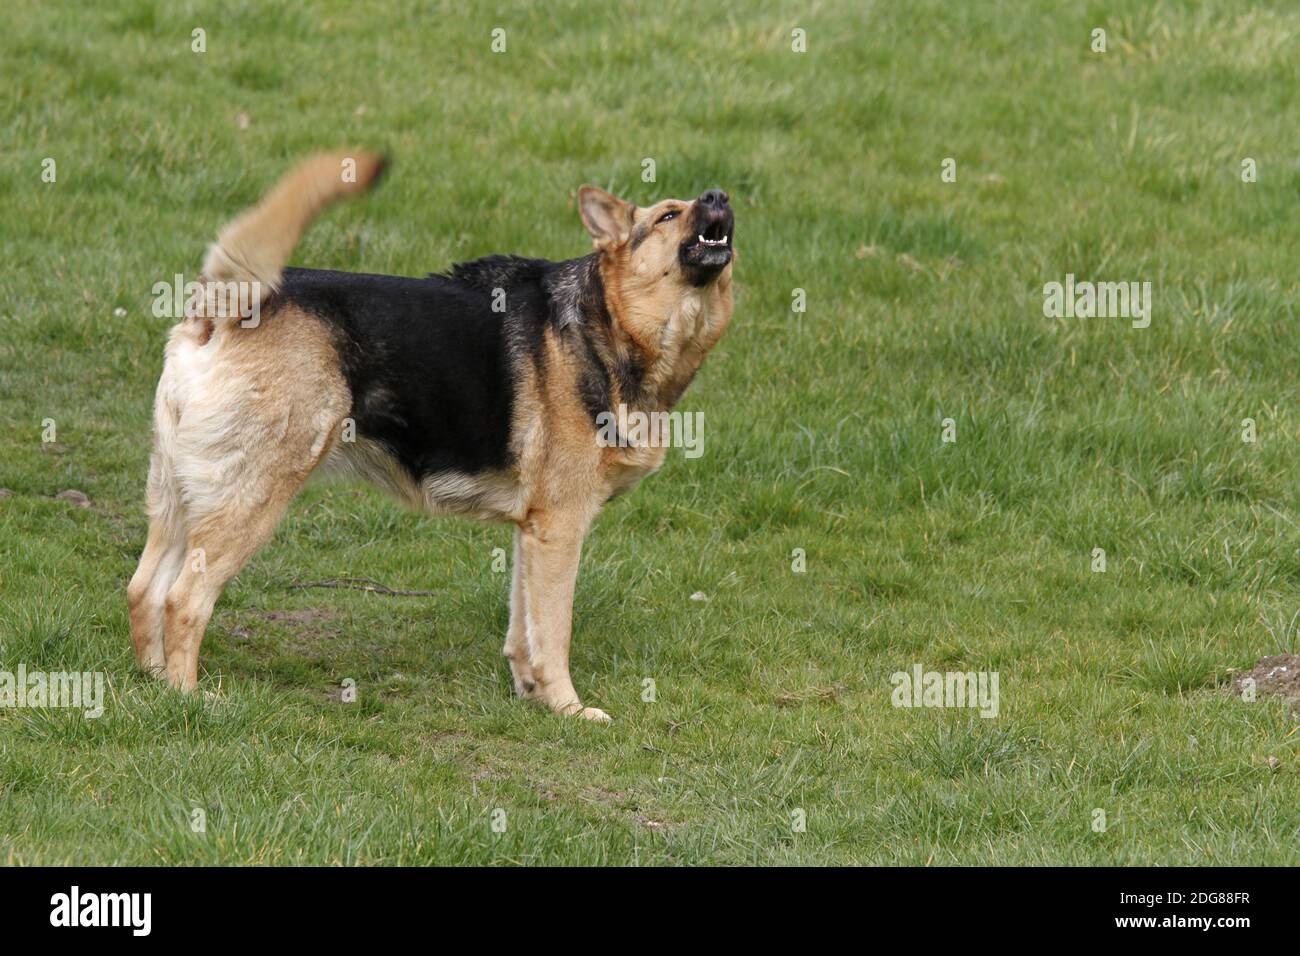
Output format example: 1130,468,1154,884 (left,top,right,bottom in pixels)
690,591,707,602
